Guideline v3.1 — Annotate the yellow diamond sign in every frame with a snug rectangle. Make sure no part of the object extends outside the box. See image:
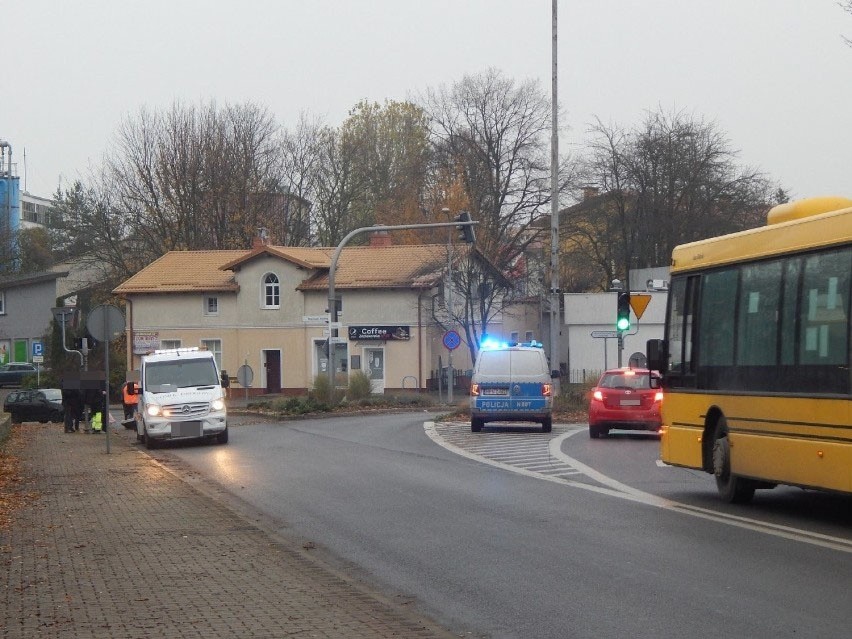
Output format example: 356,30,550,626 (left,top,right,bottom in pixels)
629,294,652,320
